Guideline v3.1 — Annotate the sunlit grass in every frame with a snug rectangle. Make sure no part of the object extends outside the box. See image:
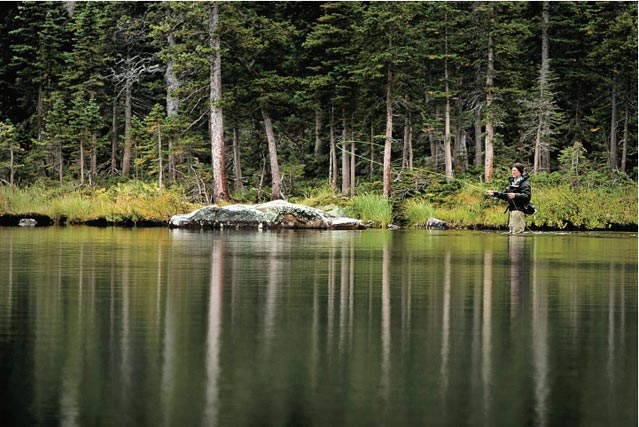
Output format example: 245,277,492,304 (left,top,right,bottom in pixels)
0,182,196,224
